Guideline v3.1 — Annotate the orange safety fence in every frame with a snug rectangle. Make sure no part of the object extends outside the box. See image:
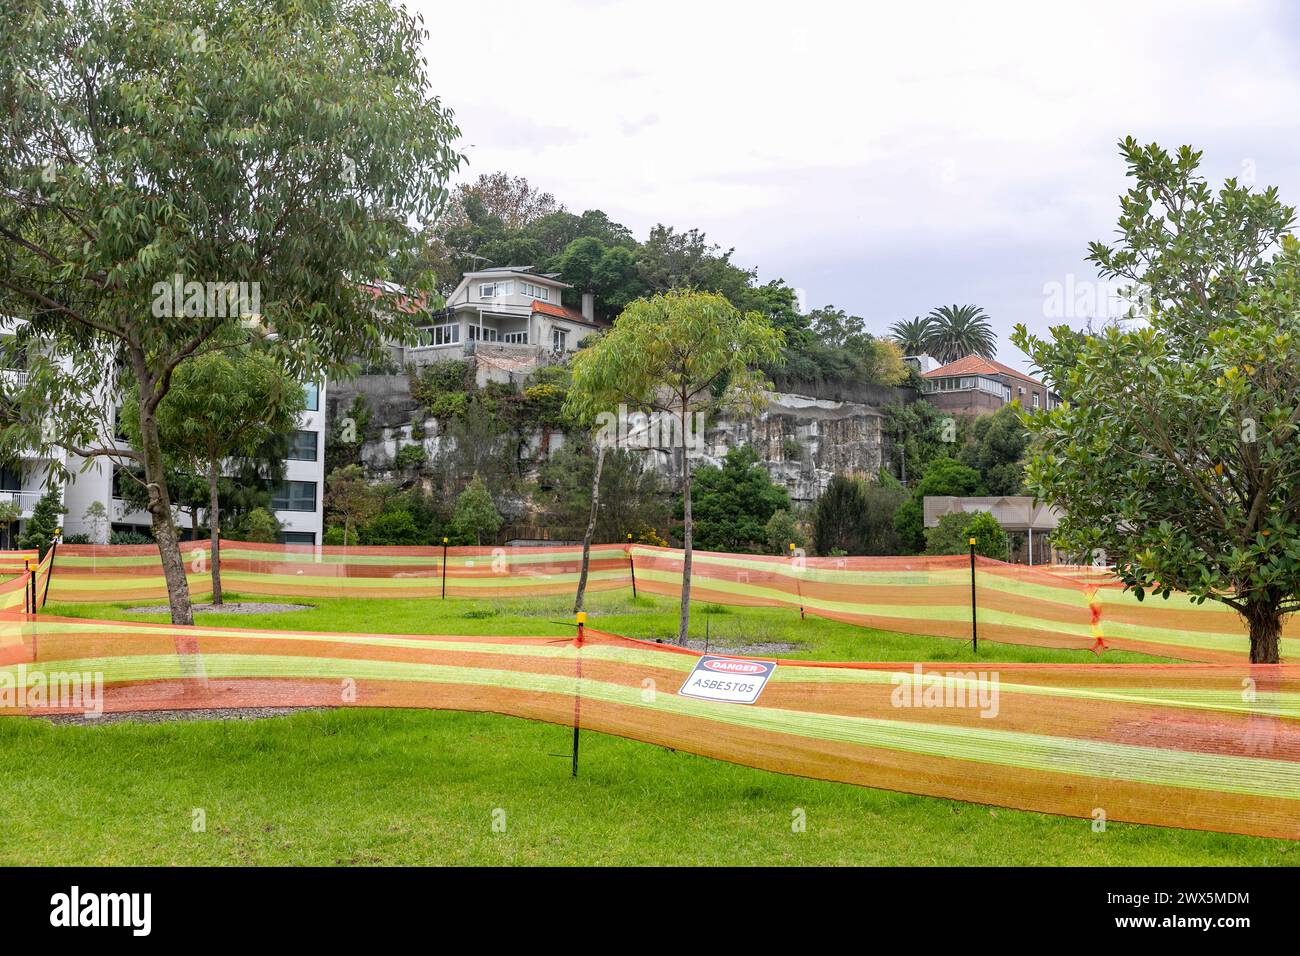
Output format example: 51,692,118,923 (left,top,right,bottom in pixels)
1,612,1297,840
34,541,1290,663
